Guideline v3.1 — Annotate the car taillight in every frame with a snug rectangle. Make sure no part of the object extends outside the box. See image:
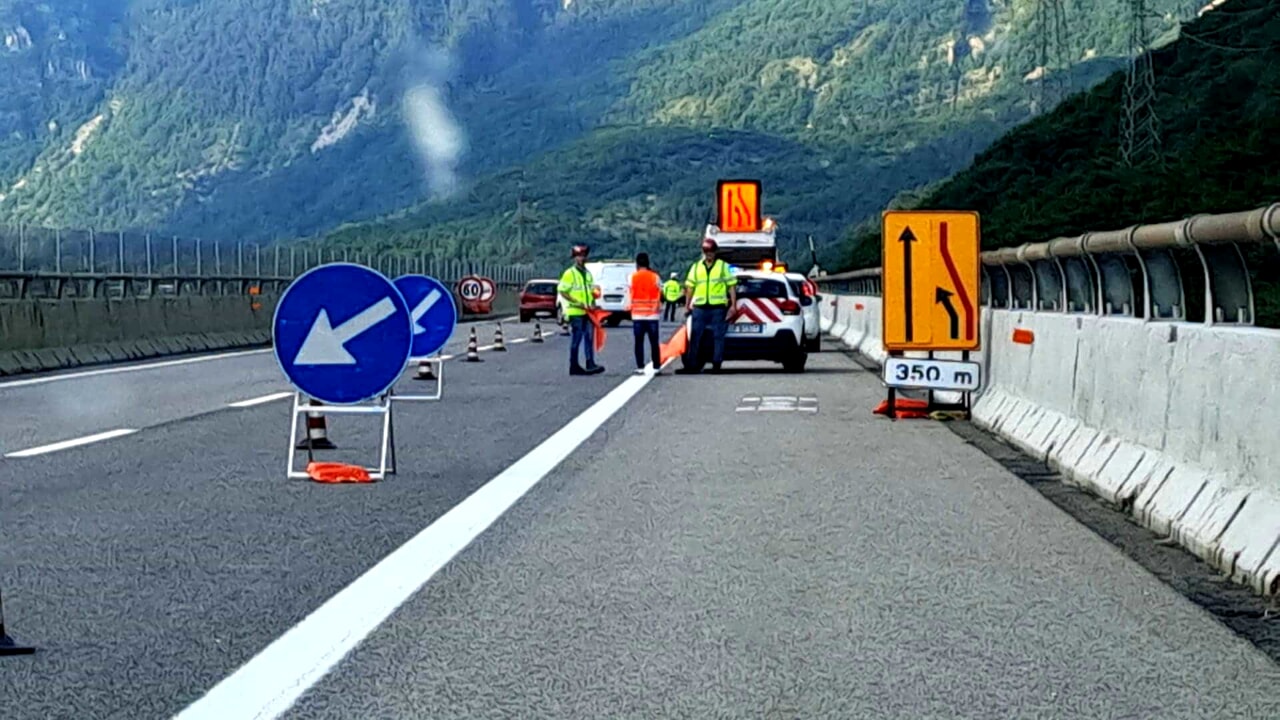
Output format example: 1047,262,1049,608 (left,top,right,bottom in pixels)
779,299,801,315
